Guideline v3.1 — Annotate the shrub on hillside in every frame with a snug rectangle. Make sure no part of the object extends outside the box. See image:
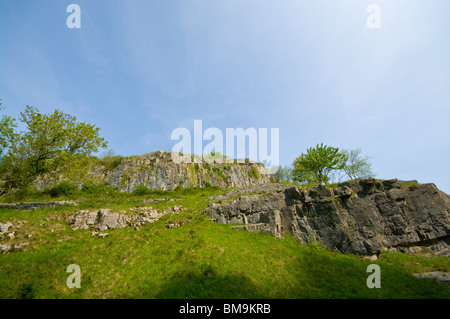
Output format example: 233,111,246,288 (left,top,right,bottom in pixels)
81,180,117,195
98,150,124,172
133,184,152,195
45,181,77,197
